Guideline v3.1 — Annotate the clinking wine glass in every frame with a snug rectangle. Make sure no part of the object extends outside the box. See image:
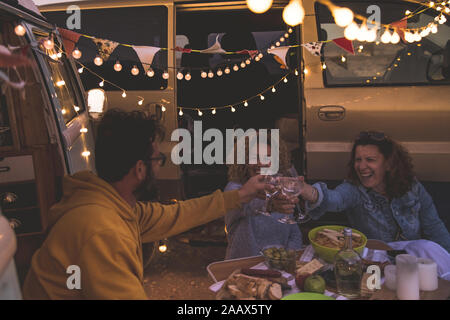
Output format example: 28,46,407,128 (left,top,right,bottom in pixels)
256,174,280,216
277,177,311,224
